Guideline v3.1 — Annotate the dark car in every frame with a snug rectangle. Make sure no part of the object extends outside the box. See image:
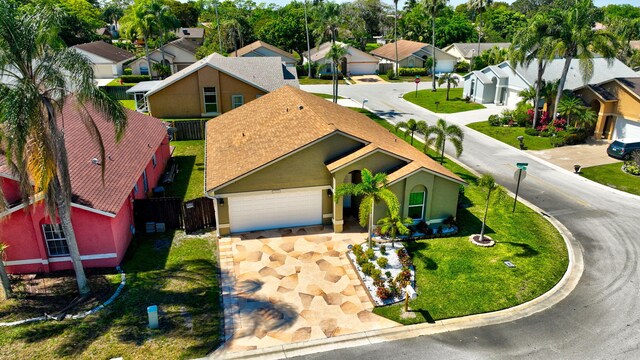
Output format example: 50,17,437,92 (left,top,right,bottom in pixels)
607,139,640,160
